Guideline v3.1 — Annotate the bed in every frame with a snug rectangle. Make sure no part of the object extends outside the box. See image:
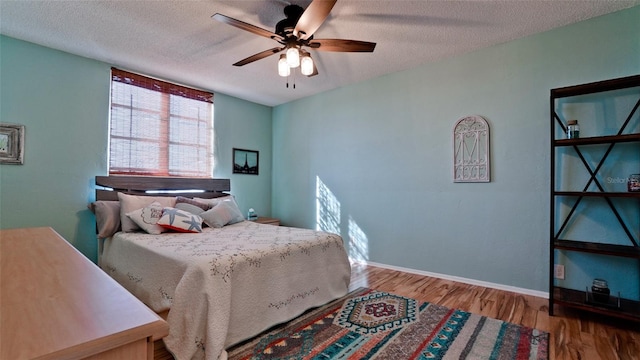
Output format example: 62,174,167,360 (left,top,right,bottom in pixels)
92,176,351,360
